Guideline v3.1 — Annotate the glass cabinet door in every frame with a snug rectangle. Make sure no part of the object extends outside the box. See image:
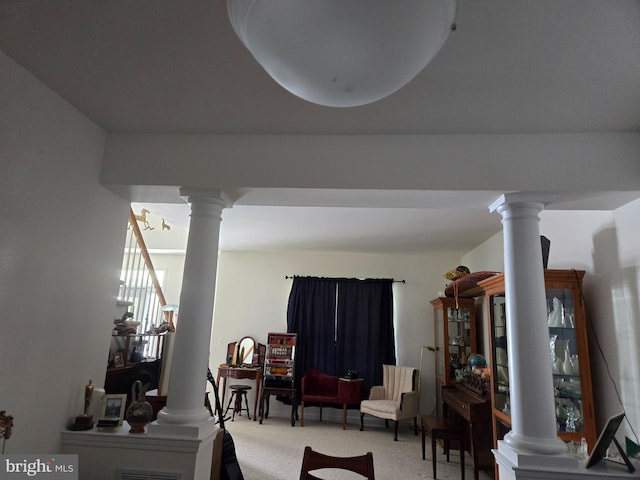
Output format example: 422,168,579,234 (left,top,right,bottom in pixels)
548,287,585,437
483,270,595,448
434,304,445,379
430,296,477,386
431,296,477,416
447,305,472,381
489,294,509,416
